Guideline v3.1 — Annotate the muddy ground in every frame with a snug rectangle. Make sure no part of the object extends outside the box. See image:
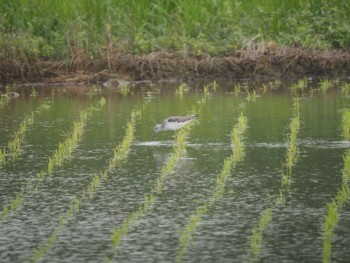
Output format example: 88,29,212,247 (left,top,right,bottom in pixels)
0,44,349,86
